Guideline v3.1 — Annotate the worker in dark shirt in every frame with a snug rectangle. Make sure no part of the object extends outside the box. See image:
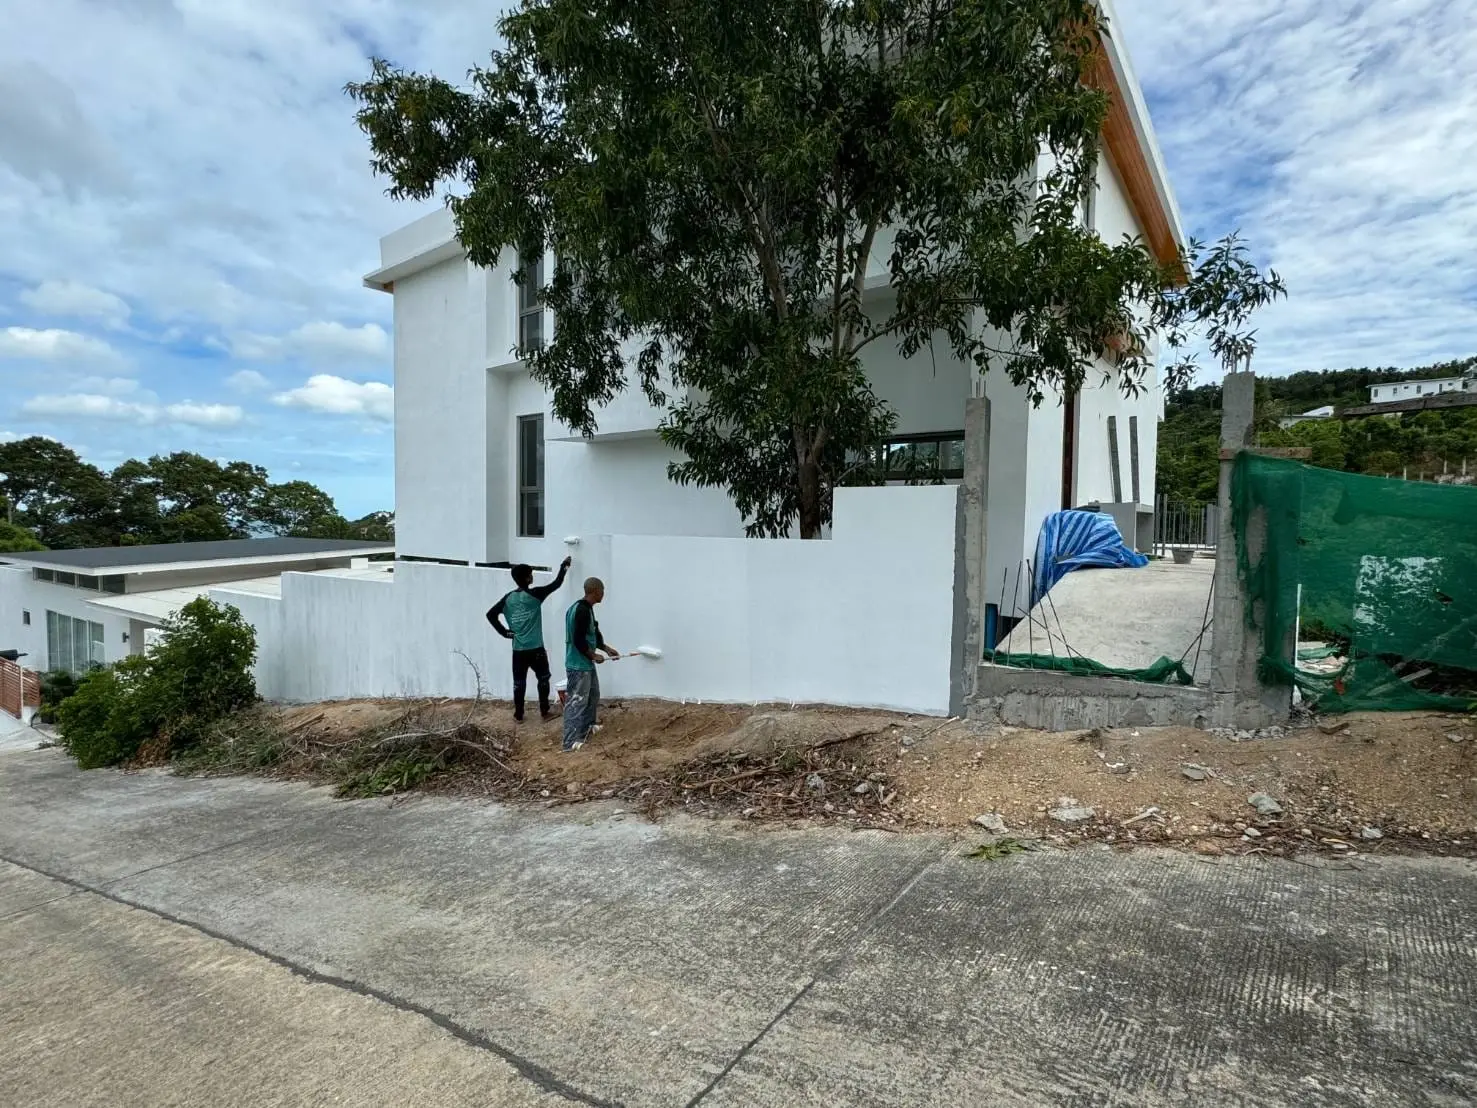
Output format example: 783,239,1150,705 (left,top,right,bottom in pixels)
487,556,571,722
562,576,619,751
